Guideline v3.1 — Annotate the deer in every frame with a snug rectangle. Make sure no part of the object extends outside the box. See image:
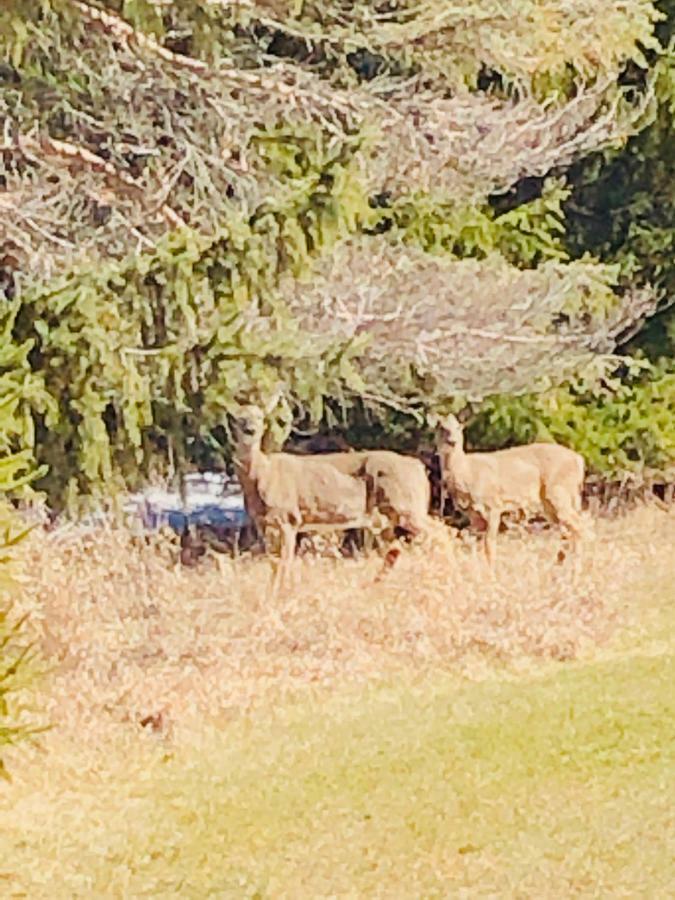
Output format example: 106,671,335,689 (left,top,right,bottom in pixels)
230,404,431,591
307,448,431,542
435,411,586,566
